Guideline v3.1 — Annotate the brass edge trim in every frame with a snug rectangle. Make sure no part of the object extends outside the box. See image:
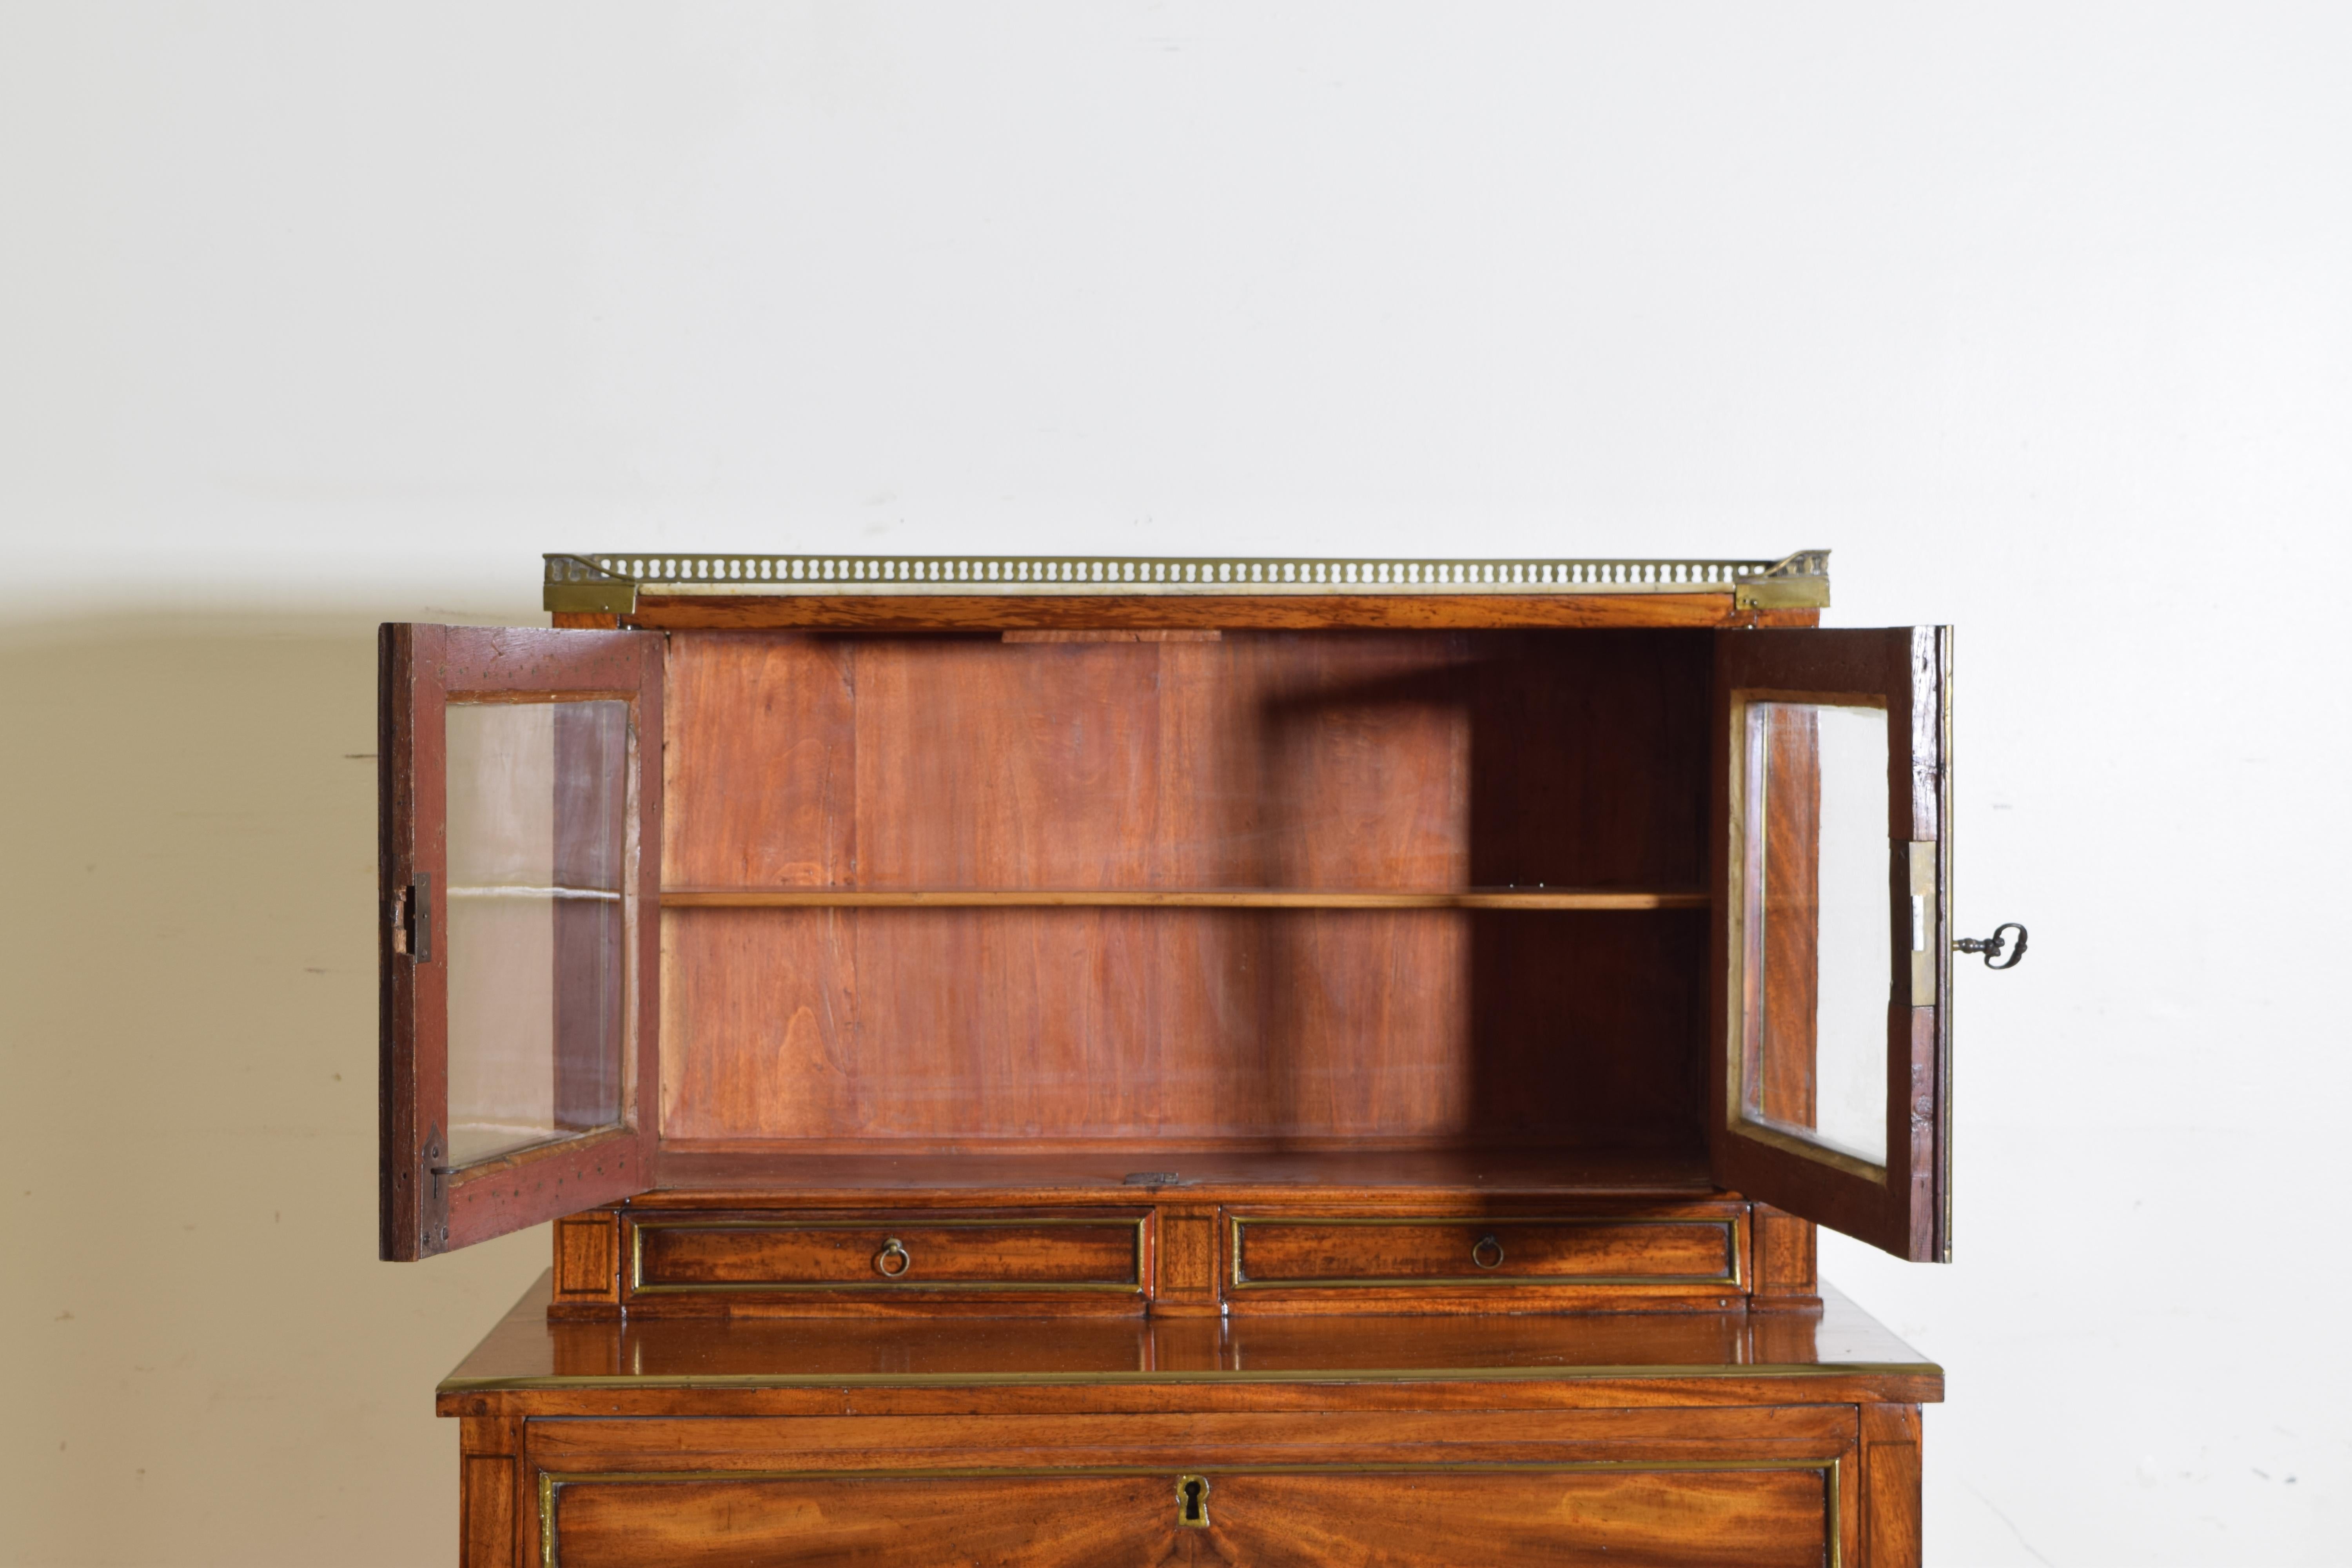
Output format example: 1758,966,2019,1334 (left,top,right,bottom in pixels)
628,1215,1147,1296
1935,623,1955,1263
1830,1453,1846,1568
444,1361,1944,1394
537,1468,558,1568
544,550,1831,602
1907,840,1938,1008
537,1458,1845,1566
1227,1215,1742,1291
